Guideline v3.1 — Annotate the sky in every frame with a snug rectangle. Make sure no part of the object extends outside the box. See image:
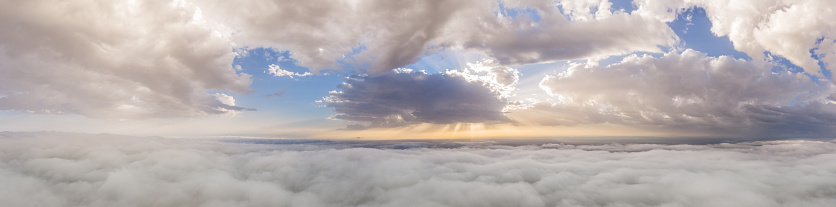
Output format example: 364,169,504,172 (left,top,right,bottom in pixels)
2,0,836,140
2,1,836,206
